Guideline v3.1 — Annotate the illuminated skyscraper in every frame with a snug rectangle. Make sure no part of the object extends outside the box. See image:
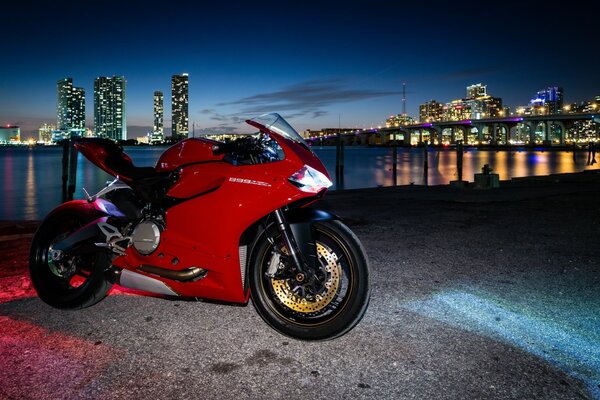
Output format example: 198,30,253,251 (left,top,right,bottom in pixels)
151,91,164,143
153,91,164,134
57,78,85,131
419,100,444,122
38,123,56,143
171,73,189,140
466,83,487,99
94,76,126,140
530,87,564,114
